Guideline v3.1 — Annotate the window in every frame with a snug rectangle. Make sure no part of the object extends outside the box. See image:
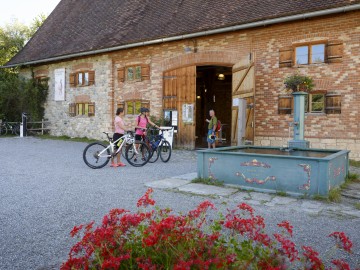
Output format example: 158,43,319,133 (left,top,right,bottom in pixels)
117,64,150,82
125,100,150,115
35,76,49,86
69,102,95,116
305,93,325,113
278,93,339,114
70,71,95,87
279,40,343,67
295,43,325,65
